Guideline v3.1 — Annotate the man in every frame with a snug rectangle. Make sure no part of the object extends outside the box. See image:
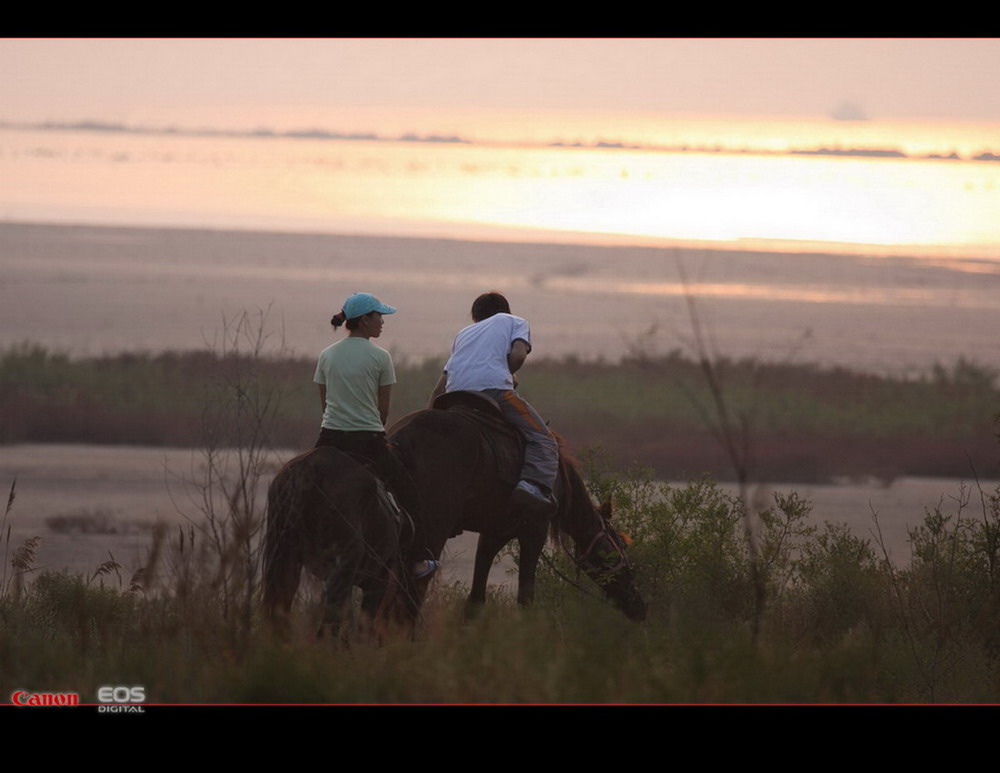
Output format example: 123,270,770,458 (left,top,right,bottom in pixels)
430,292,559,513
